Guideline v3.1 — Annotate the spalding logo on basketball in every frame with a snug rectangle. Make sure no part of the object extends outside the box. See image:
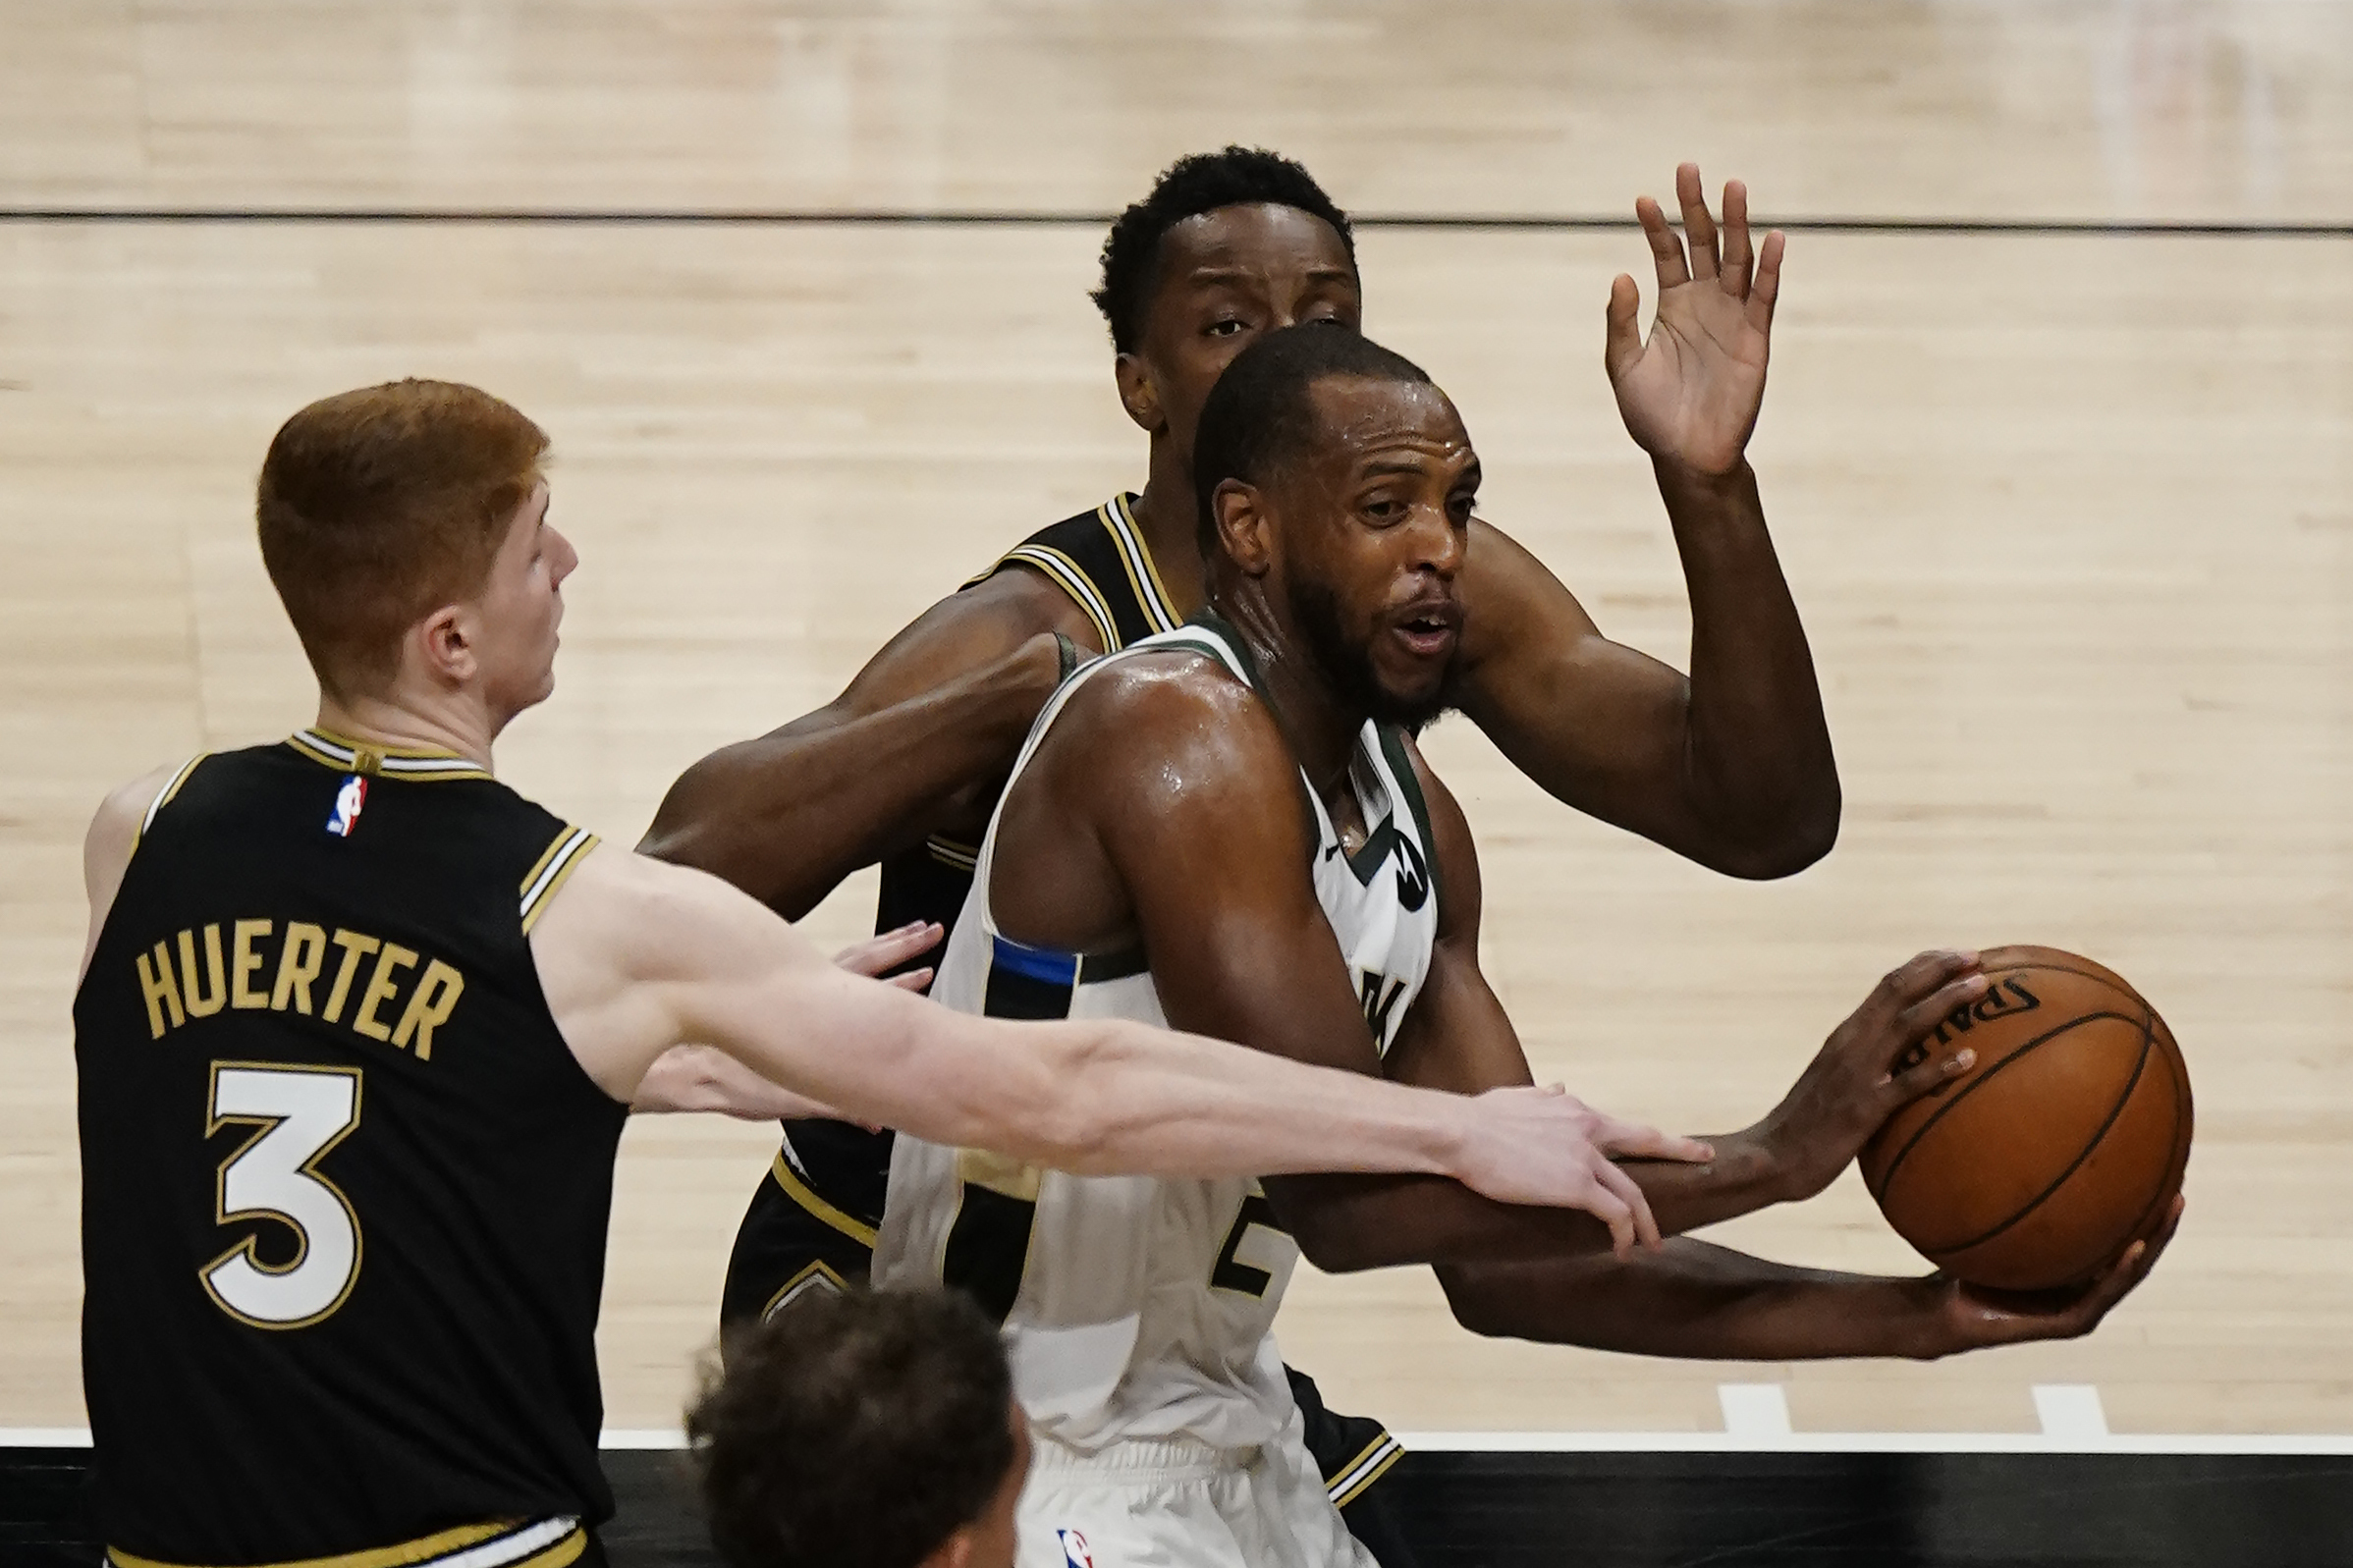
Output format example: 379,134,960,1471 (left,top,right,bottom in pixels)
1861,945,2192,1291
